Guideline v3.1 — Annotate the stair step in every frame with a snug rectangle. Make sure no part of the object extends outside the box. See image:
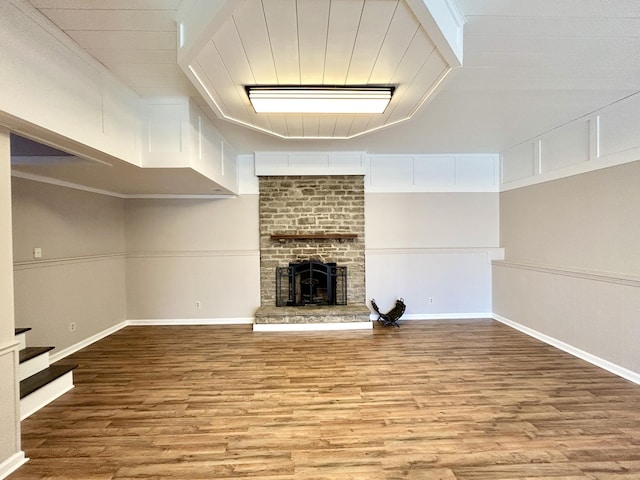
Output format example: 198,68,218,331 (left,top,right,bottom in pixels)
20,364,77,420
19,346,54,364
15,327,31,350
19,346,55,381
20,364,77,399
